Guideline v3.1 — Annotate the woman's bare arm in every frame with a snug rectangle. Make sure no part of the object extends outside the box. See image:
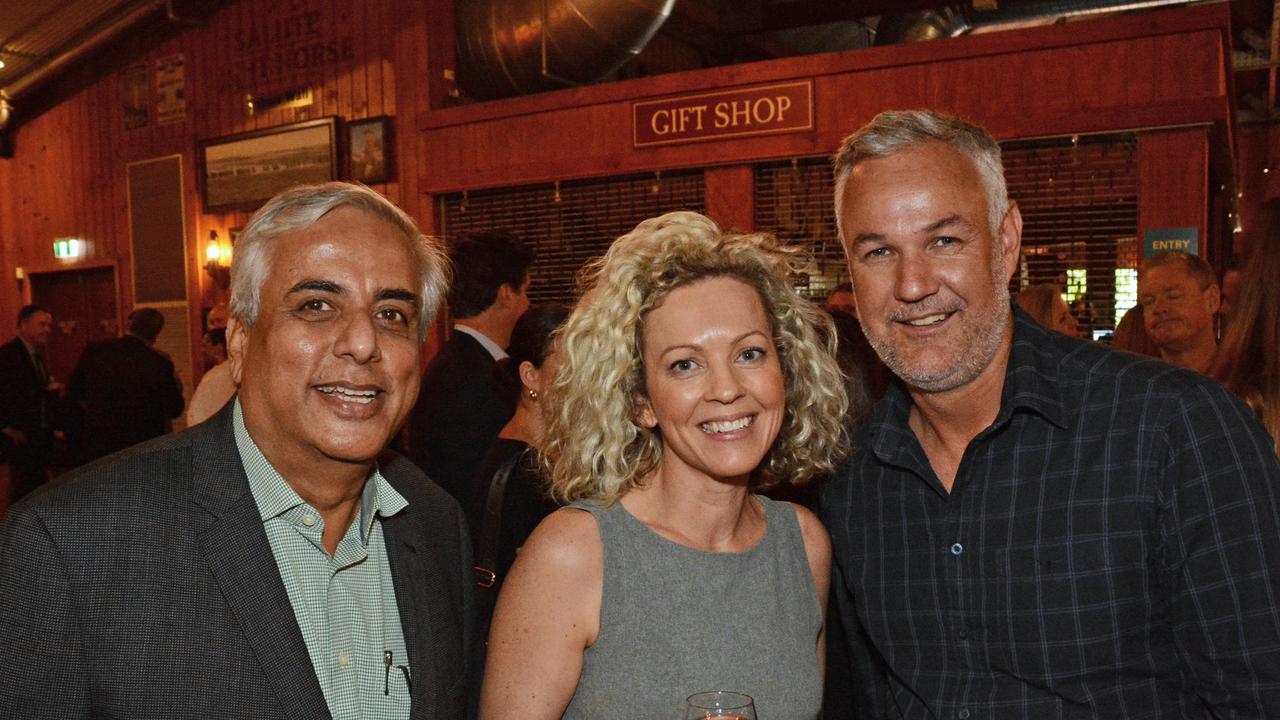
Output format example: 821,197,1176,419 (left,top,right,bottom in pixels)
790,502,832,676
479,507,604,720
